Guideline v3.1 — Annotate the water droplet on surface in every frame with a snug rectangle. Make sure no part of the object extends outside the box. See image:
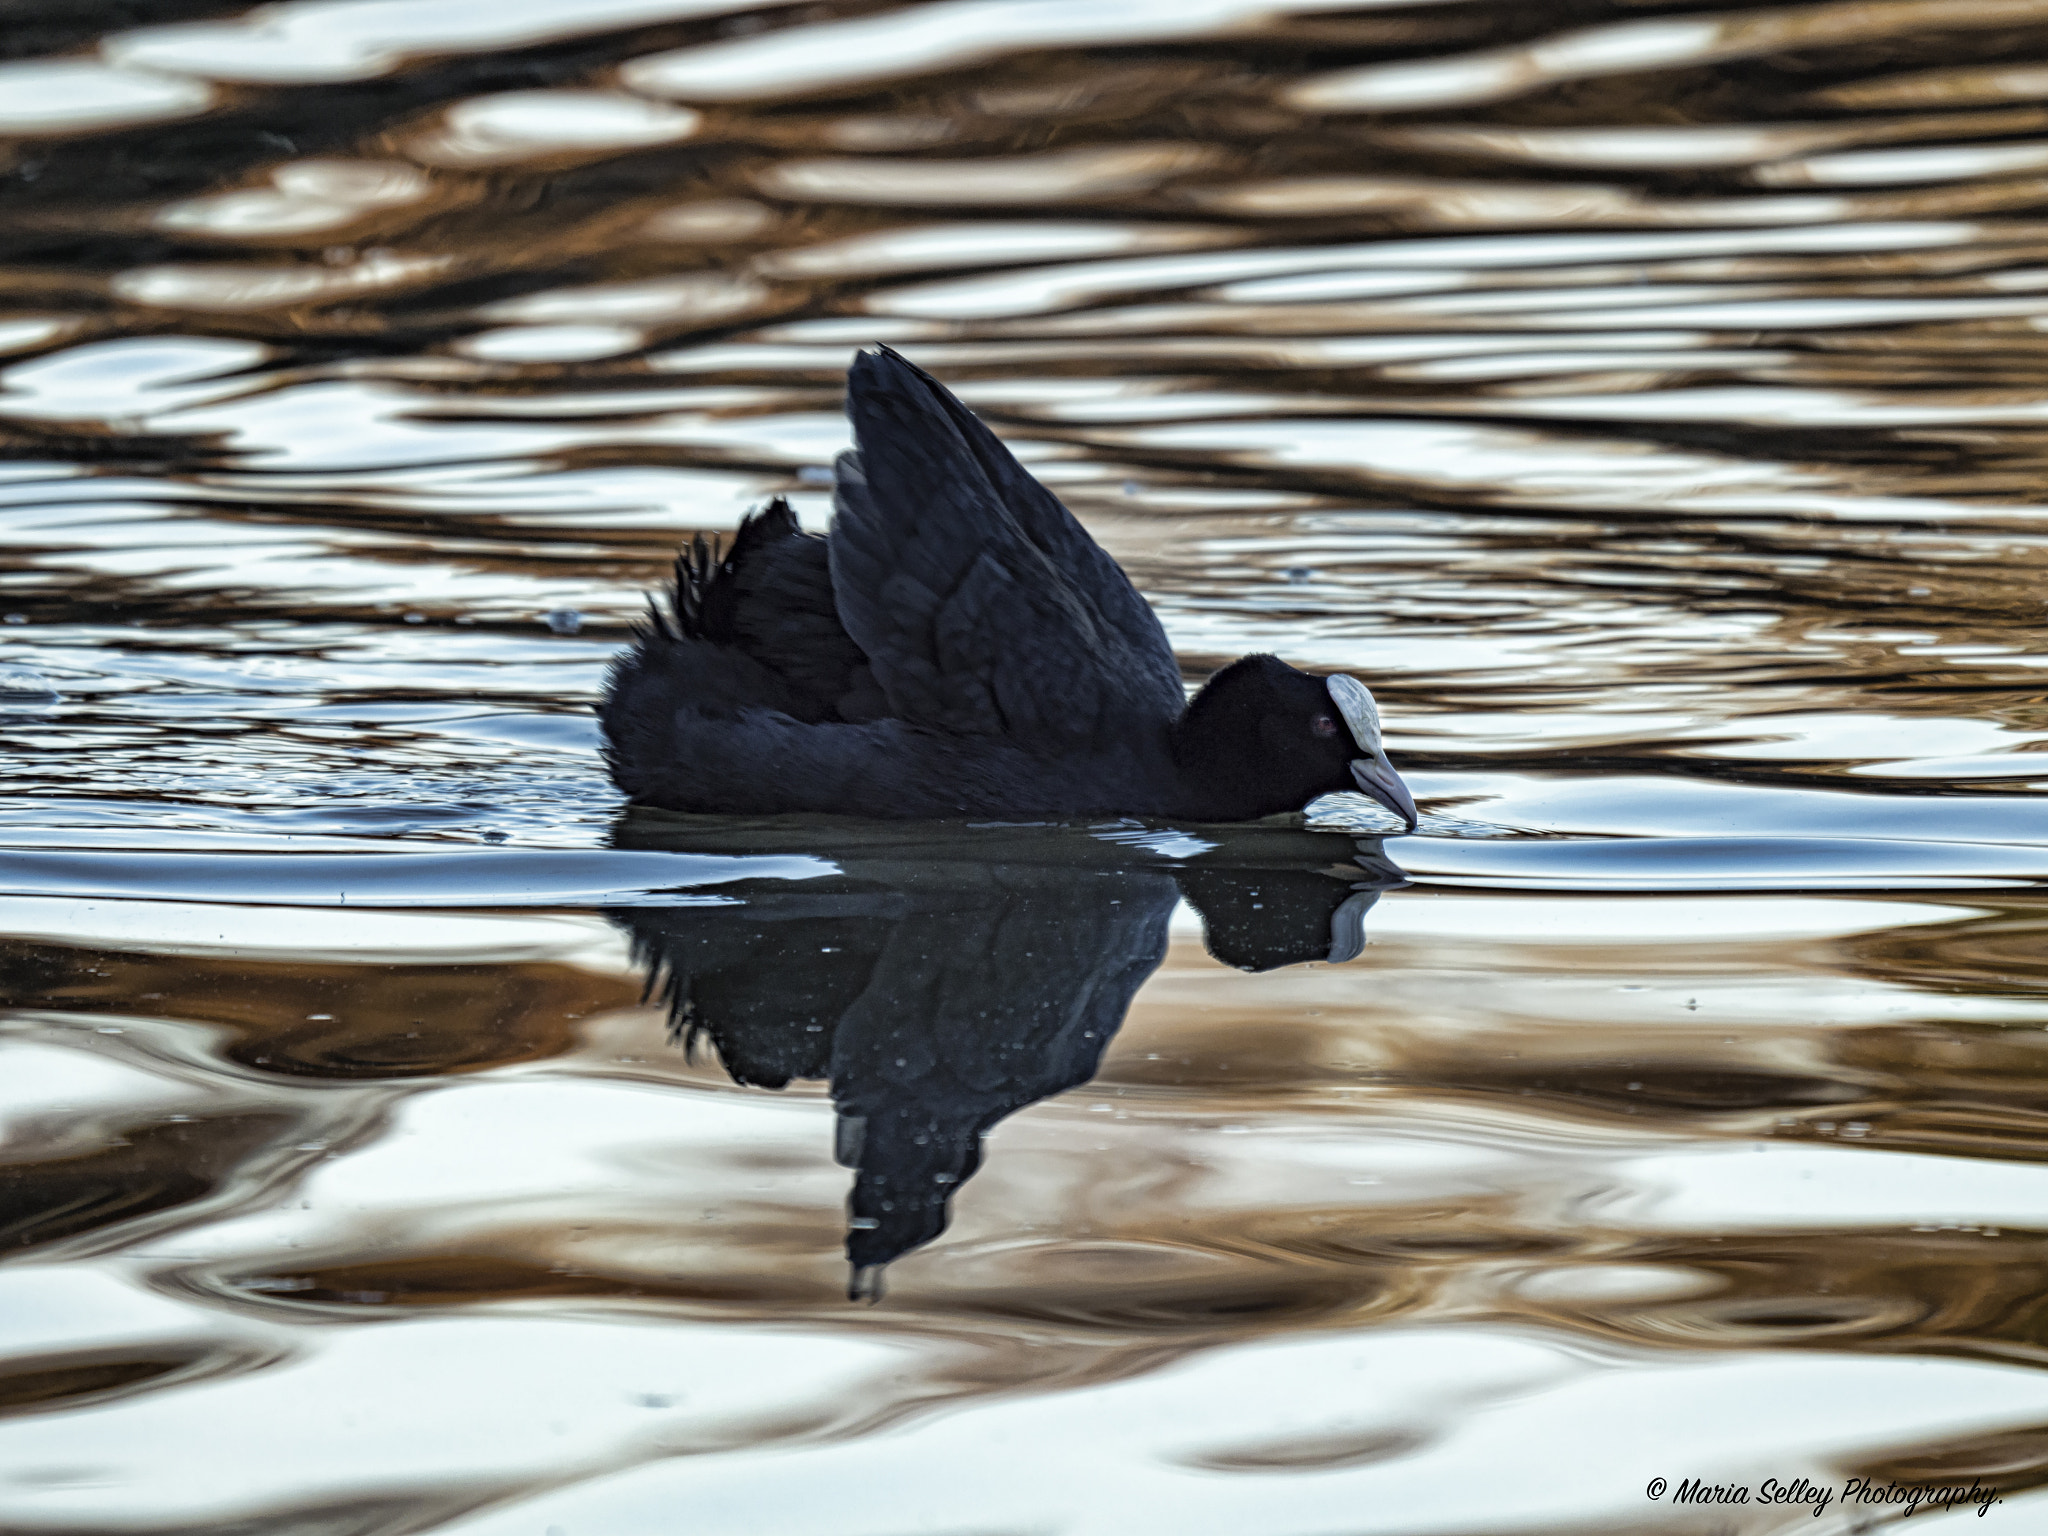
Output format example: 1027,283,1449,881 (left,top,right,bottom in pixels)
0,667,57,707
